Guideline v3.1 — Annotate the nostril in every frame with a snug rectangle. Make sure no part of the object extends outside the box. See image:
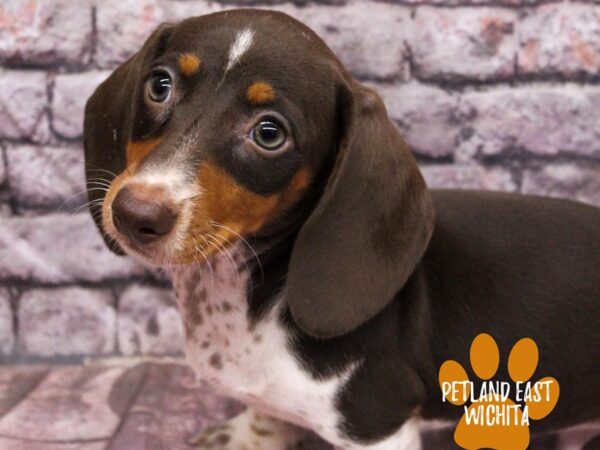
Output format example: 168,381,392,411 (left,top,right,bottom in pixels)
138,226,159,236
